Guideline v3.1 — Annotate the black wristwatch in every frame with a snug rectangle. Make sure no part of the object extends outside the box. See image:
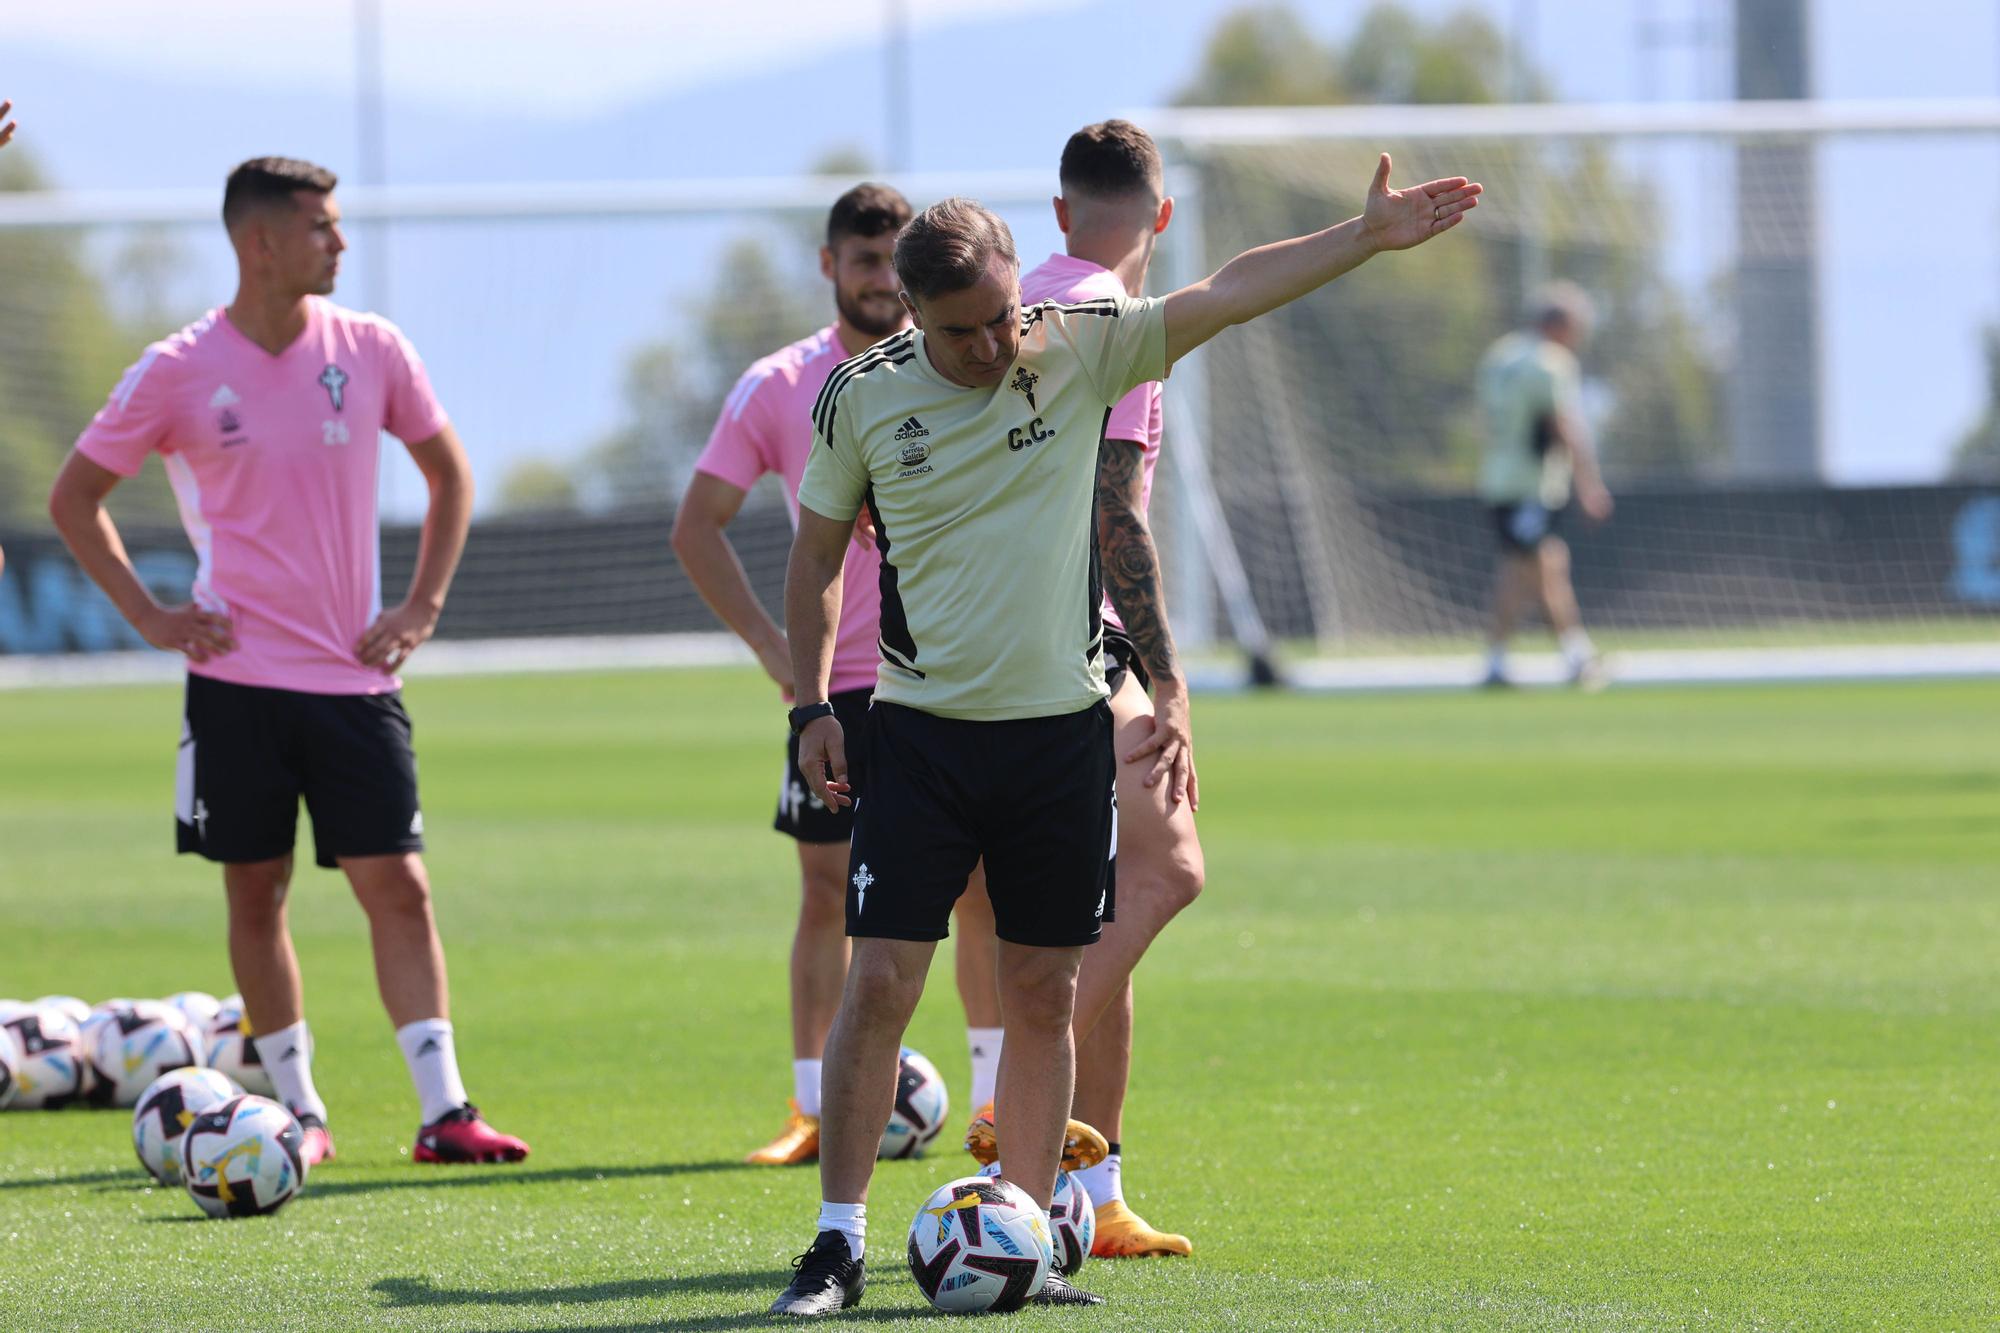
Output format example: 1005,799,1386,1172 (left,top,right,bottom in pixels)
788,701,836,734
